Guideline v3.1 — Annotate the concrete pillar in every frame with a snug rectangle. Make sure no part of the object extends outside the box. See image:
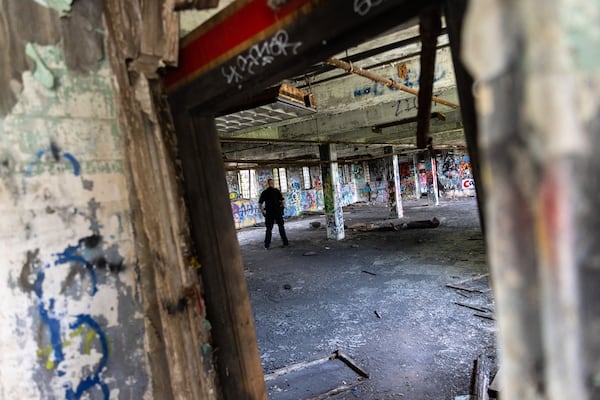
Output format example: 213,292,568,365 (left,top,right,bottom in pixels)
462,0,600,399
412,154,421,198
319,144,344,240
420,150,440,206
390,154,404,218
430,152,440,206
